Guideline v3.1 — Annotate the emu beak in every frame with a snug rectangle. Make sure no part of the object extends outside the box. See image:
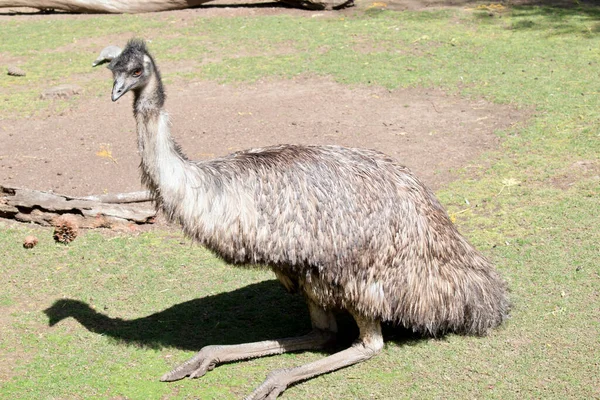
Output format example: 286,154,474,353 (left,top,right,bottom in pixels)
111,78,128,102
